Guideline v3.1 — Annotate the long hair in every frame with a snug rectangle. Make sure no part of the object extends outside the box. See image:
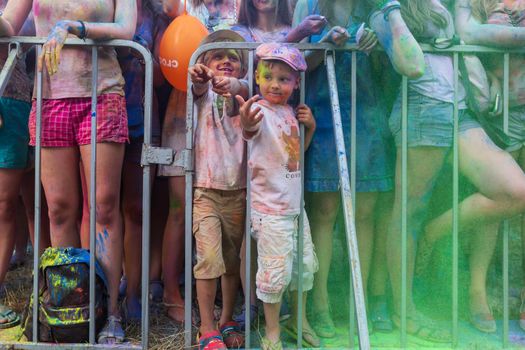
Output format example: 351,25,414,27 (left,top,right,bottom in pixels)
469,0,499,22
237,0,292,28
399,0,449,37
